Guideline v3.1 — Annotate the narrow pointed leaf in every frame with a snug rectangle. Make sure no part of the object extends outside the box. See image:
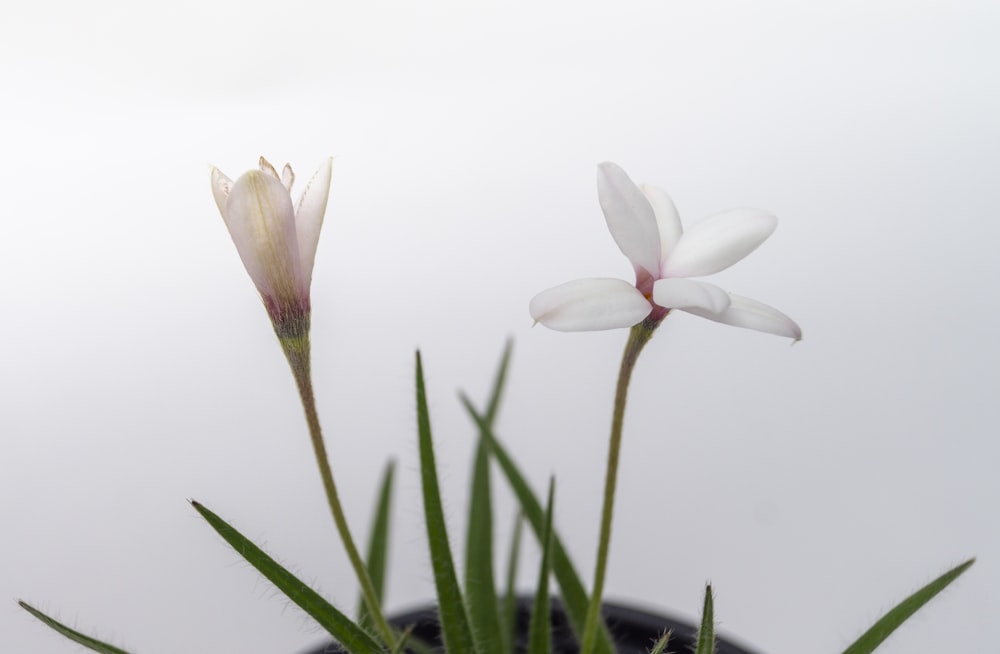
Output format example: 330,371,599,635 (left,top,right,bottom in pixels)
649,631,671,654
415,352,479,654
465,340,514,654
841,558,975,654
484,339,514,426
460,397,615,654
190,501,384,654
390,625,415,654
18,601,132,654
358,460,396,631
528,478,556,654
466,435,504,654
694,584,715,654
503,513,526,654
